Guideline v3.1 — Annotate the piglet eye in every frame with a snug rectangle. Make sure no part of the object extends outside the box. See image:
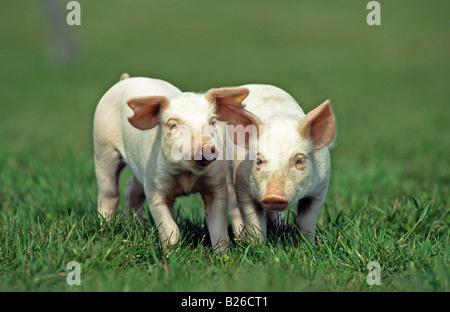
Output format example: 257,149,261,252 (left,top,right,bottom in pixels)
294,155,306,169
168,124,177,130
256,154,264,166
